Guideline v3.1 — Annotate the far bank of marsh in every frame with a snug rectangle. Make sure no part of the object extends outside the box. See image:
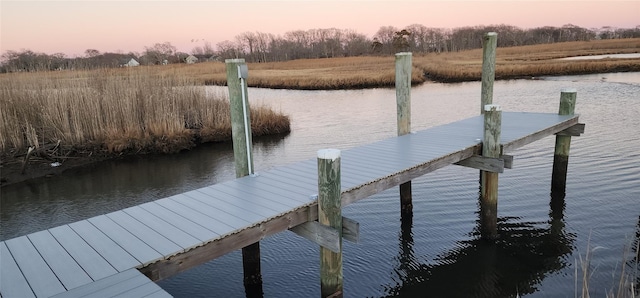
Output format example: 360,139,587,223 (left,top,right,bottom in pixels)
193,38,640,88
